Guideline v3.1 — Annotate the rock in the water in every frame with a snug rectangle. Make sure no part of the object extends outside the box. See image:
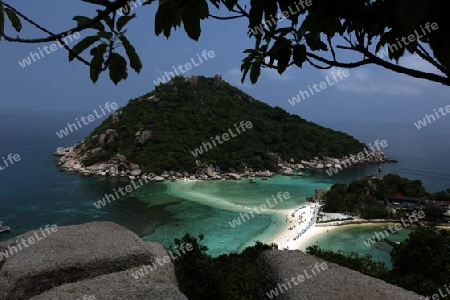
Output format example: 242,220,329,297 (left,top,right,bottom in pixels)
108,165,118,176
228,173,241,180
130,169,142,176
